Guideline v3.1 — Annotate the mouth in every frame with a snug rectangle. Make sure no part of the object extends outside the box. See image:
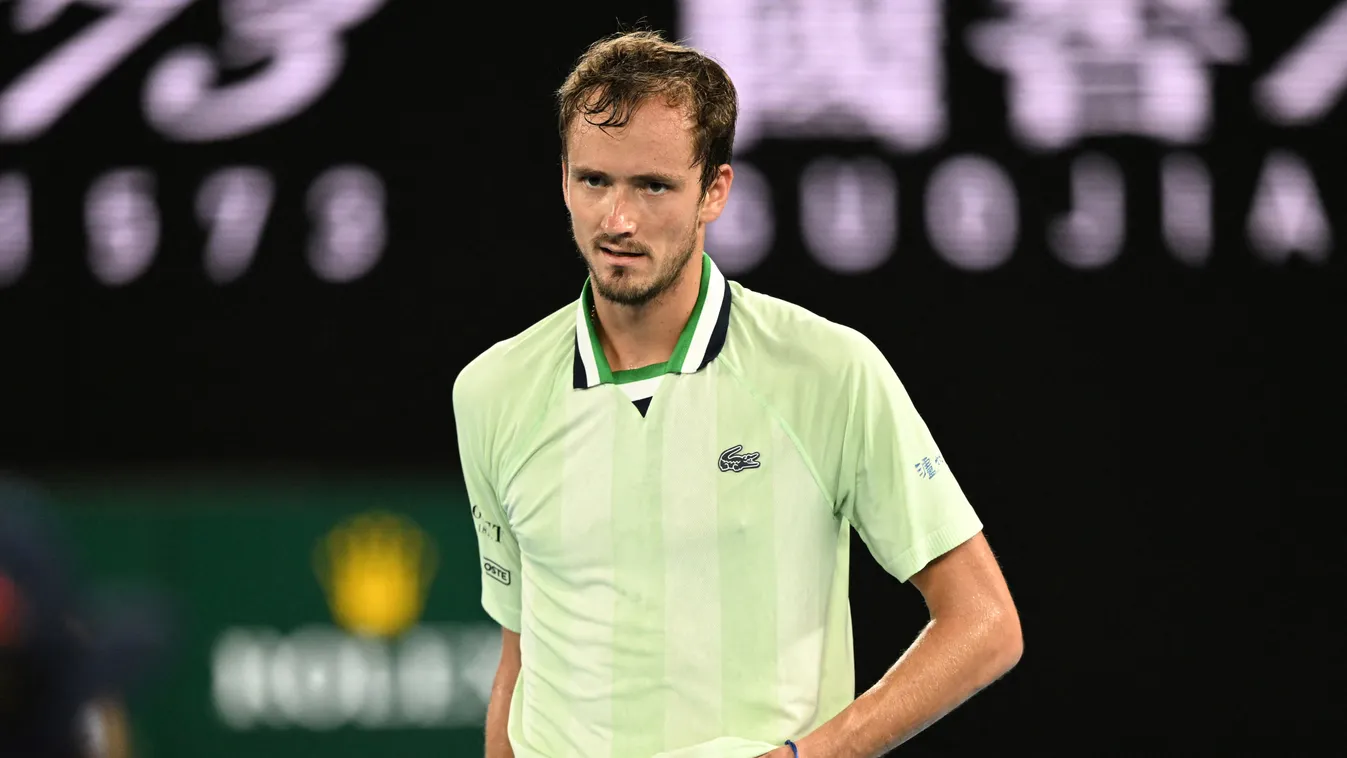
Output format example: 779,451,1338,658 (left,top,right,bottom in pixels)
599,246,645,262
